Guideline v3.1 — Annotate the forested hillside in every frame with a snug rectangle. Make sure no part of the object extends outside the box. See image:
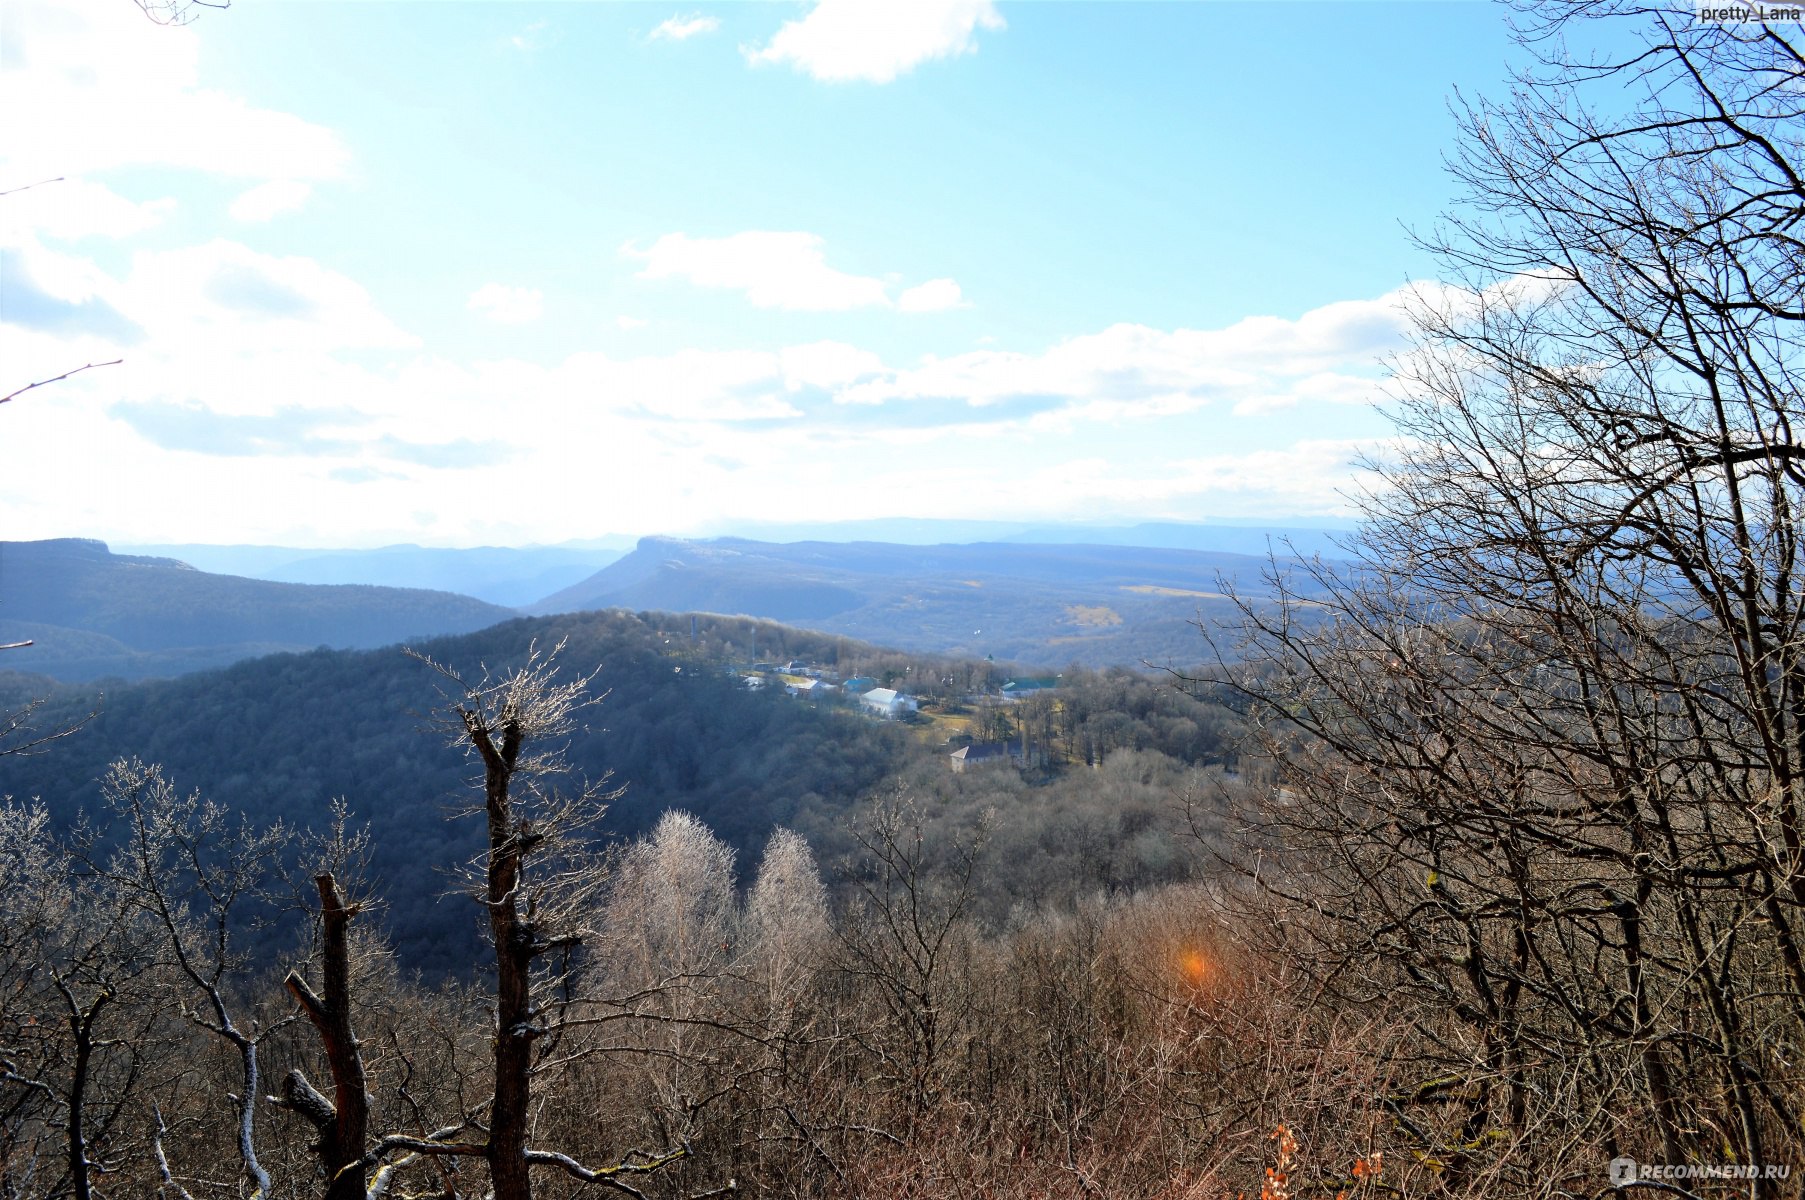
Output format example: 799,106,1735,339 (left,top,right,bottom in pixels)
0,611,903,969
0,596,1276,1199
0,608,1247,972
0,539,514,681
